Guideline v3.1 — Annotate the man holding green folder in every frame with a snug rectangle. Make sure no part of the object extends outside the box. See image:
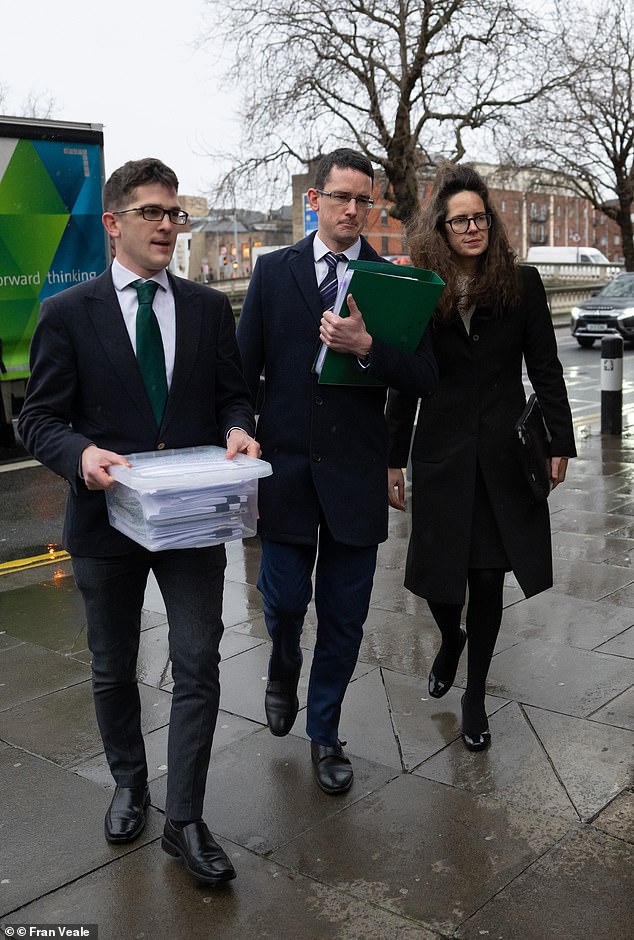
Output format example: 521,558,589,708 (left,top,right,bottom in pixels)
237,148,438,794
